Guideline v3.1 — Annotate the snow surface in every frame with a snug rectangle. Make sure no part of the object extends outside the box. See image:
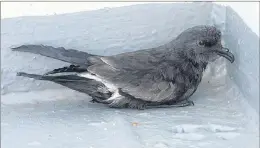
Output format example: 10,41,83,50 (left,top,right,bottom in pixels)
1,2,259,148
